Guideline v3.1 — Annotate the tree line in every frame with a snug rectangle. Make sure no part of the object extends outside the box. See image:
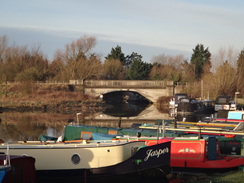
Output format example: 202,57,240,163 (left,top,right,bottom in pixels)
0,35,243,99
